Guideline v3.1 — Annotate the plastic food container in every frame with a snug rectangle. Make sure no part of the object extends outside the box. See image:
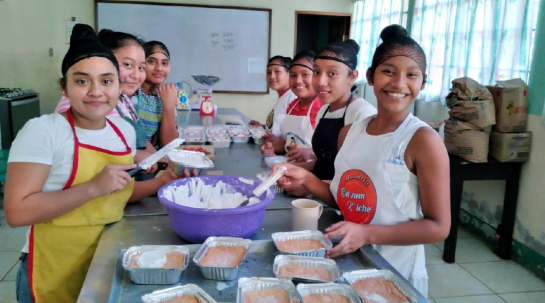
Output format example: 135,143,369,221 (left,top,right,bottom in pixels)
184,136,206,145
271,230,333,257
296,283,360,303
343,269,418,303
231,134,251,143
167,150,214,175
237,277,300,303
264,156,289,168
142,284,218,303
193,237,252,281
252,136,264,145
122,245,189,285
184,125,205,131
273,255,340,283
208,136,231,148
